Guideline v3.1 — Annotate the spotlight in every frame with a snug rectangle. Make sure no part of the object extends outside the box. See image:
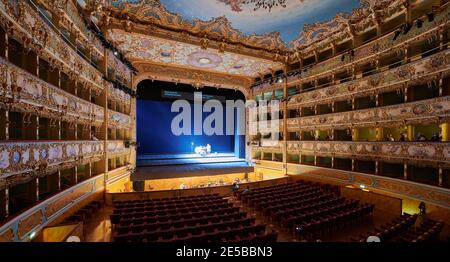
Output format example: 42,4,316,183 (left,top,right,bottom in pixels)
113,51,118,56
278,78,284,83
